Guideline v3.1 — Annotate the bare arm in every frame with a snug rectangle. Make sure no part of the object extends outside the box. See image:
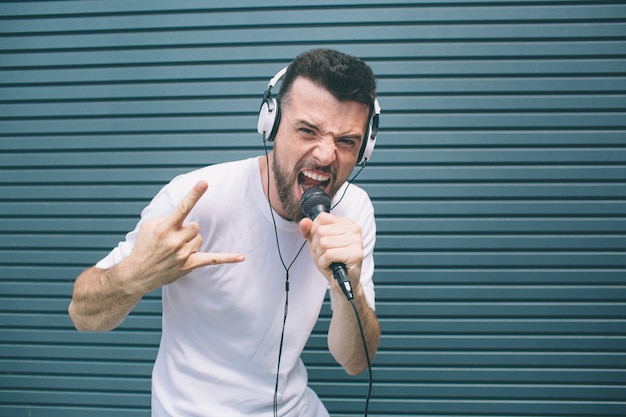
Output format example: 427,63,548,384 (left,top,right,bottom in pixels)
68,180,245,332
300,213,381,375
327,282,380,375
68,264,145,332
